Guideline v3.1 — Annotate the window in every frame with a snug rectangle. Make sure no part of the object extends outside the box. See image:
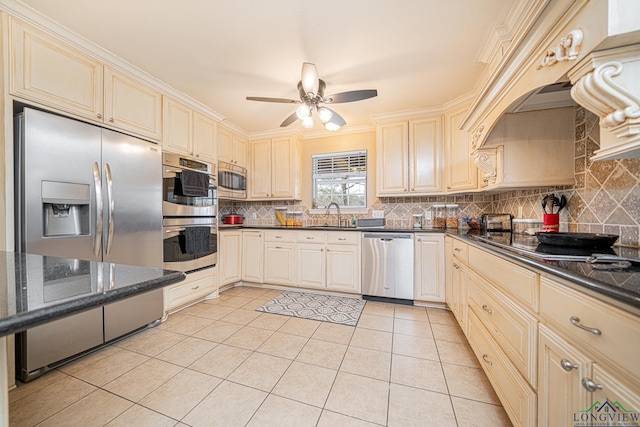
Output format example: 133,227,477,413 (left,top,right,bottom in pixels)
312,150,367,208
